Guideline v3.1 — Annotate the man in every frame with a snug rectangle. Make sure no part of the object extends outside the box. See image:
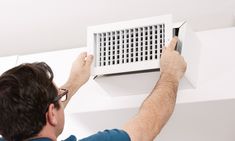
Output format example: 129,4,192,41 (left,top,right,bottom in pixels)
0,37,186,141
